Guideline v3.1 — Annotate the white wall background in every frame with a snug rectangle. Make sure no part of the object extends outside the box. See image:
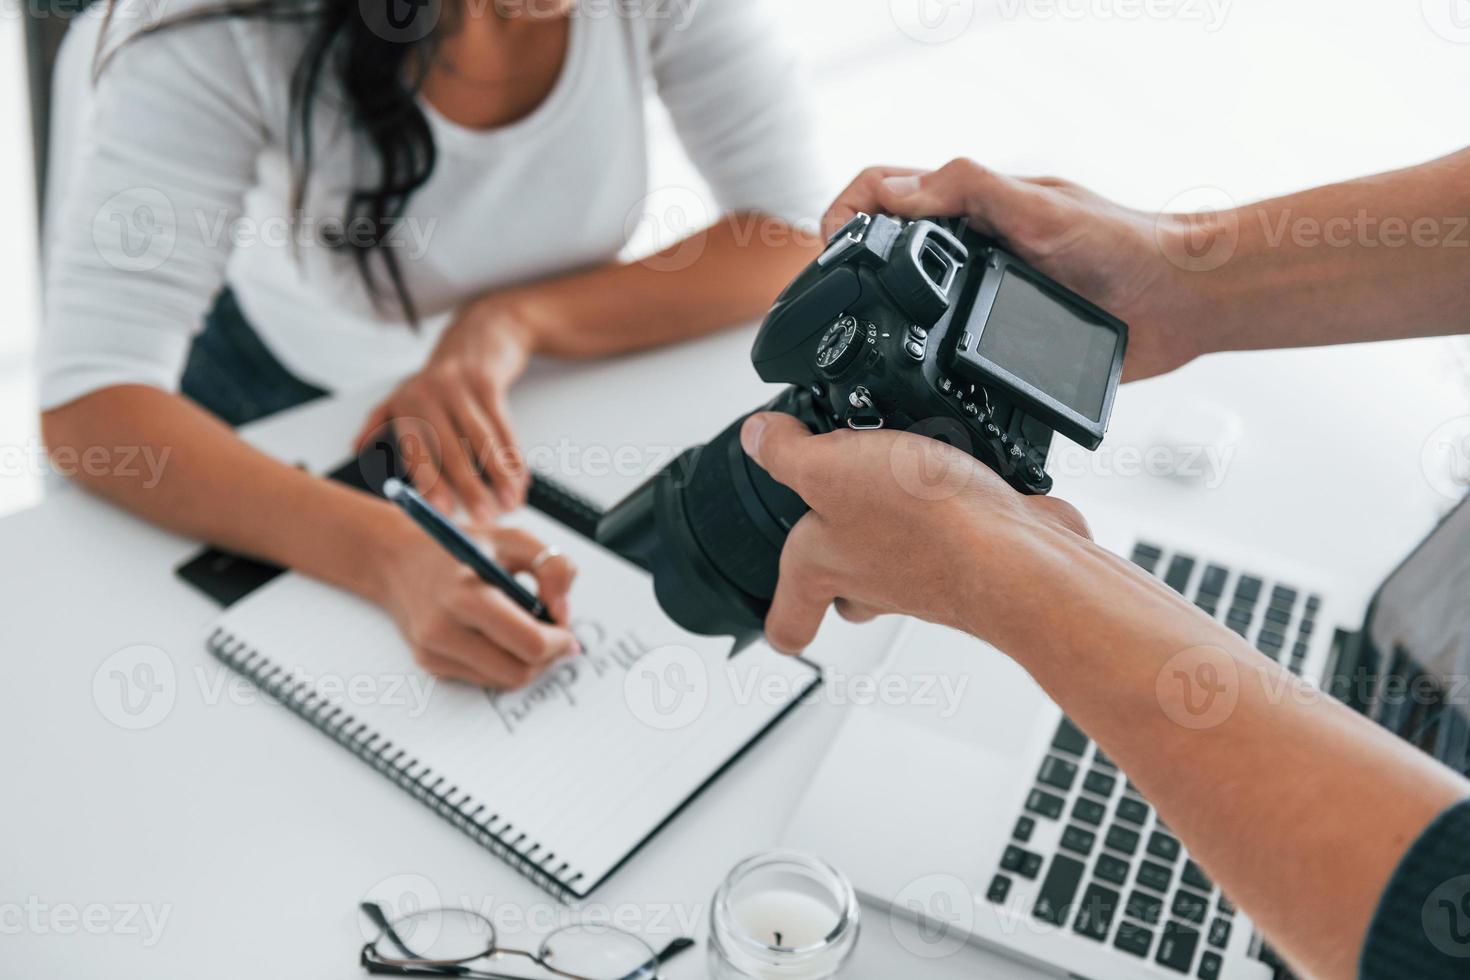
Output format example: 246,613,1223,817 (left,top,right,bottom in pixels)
4,0,1470,518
